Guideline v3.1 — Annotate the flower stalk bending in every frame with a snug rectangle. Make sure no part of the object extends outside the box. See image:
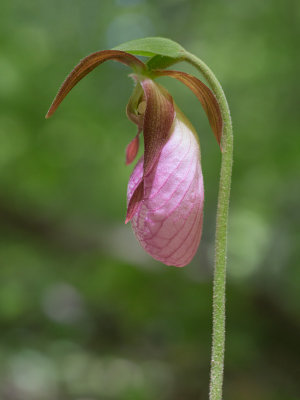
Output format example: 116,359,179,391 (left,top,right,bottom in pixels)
184,51,233,400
